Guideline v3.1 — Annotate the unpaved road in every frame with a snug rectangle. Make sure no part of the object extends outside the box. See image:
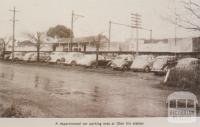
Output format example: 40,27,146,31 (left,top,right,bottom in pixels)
0,61,183,117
